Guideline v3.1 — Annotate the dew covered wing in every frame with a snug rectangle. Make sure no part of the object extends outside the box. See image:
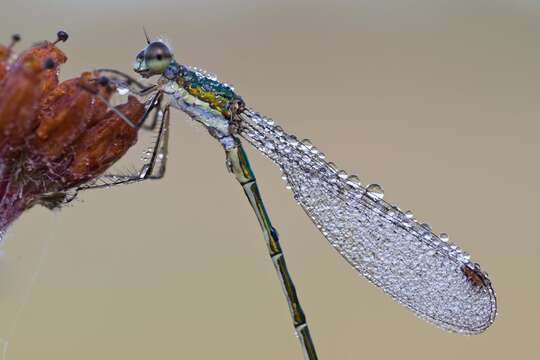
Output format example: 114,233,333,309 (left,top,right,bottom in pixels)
239,110,496,333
